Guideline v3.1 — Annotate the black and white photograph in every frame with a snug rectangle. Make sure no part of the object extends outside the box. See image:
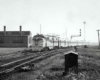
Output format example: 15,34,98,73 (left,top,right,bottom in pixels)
0,0,100,80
